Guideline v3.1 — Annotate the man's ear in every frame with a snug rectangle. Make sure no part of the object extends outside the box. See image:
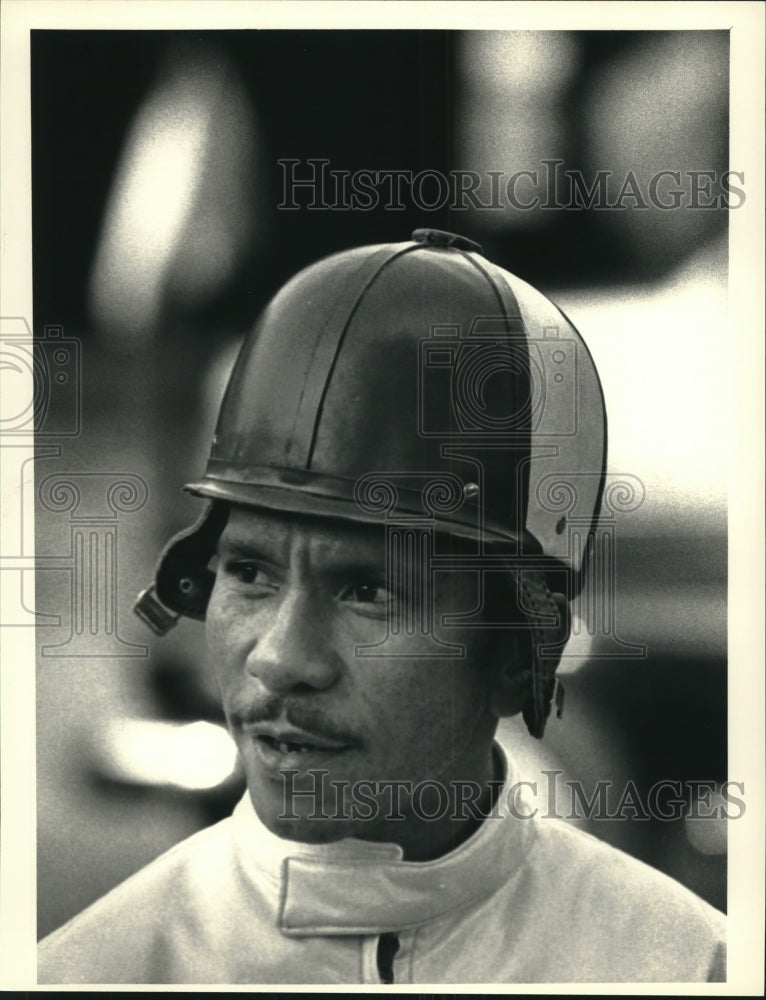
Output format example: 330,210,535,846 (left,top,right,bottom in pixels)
488,590,571,720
